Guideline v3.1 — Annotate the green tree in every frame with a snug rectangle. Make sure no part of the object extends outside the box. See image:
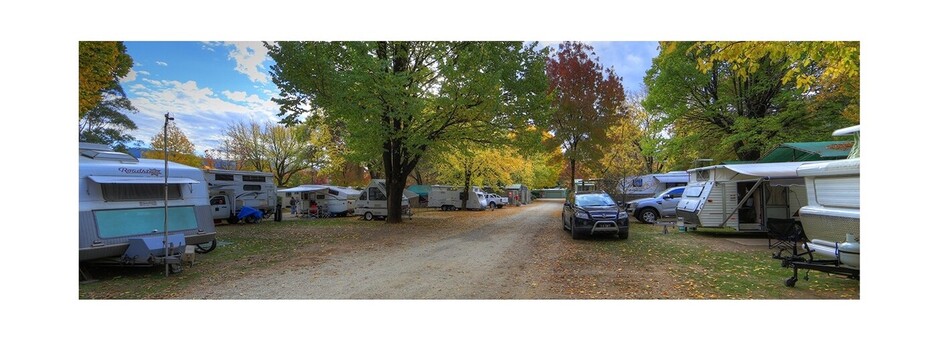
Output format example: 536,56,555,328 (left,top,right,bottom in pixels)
79,41,138,148
546,41,626,191
78,96,138,152
692,41,859,122
79,42,134,118
143,121,202,167
644,41,853,163
267,41,549,223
